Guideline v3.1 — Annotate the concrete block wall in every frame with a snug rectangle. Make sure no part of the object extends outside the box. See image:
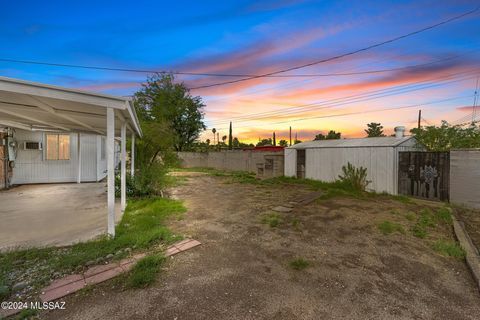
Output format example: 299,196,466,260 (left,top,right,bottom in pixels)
450,149,480,209
177,151,284,174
